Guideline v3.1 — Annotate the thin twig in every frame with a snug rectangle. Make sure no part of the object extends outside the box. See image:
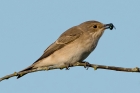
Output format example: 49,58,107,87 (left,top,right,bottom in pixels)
0,62,139,82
